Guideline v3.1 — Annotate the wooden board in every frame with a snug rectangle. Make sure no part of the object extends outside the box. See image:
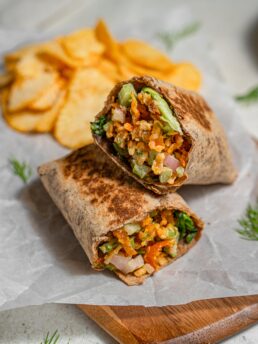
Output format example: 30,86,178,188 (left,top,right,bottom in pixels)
78,296,258,343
